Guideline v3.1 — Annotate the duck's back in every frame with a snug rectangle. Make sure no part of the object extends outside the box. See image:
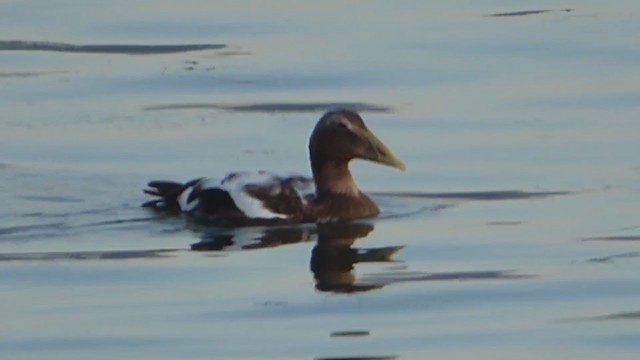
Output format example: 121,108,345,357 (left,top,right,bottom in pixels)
144,171,315,226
